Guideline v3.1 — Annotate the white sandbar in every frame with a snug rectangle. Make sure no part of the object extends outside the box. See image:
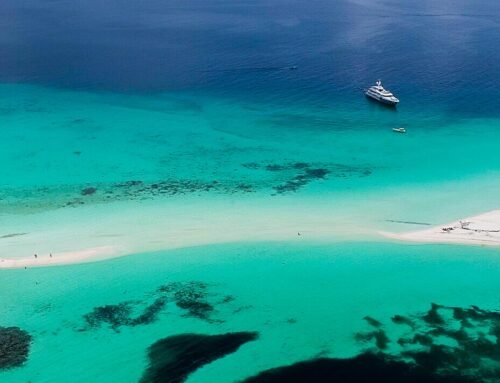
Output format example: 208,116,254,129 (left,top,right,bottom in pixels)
381,210,500,247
